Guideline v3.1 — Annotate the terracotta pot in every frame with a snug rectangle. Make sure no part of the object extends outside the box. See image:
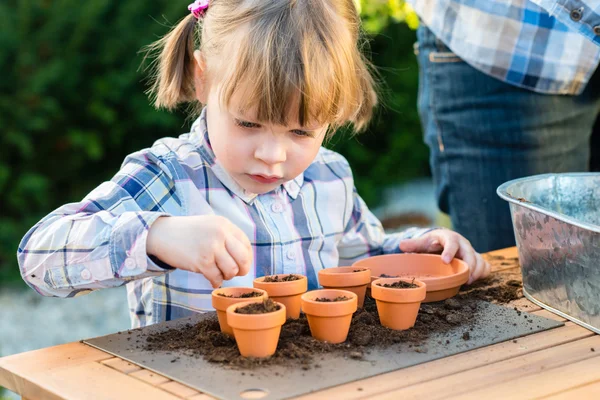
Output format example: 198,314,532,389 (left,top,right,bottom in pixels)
353,253,469,302
318,267,371,308
226,300,287,358
253,274,307,319
371,278,426,330
211,287,268,336
300,289,357,343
